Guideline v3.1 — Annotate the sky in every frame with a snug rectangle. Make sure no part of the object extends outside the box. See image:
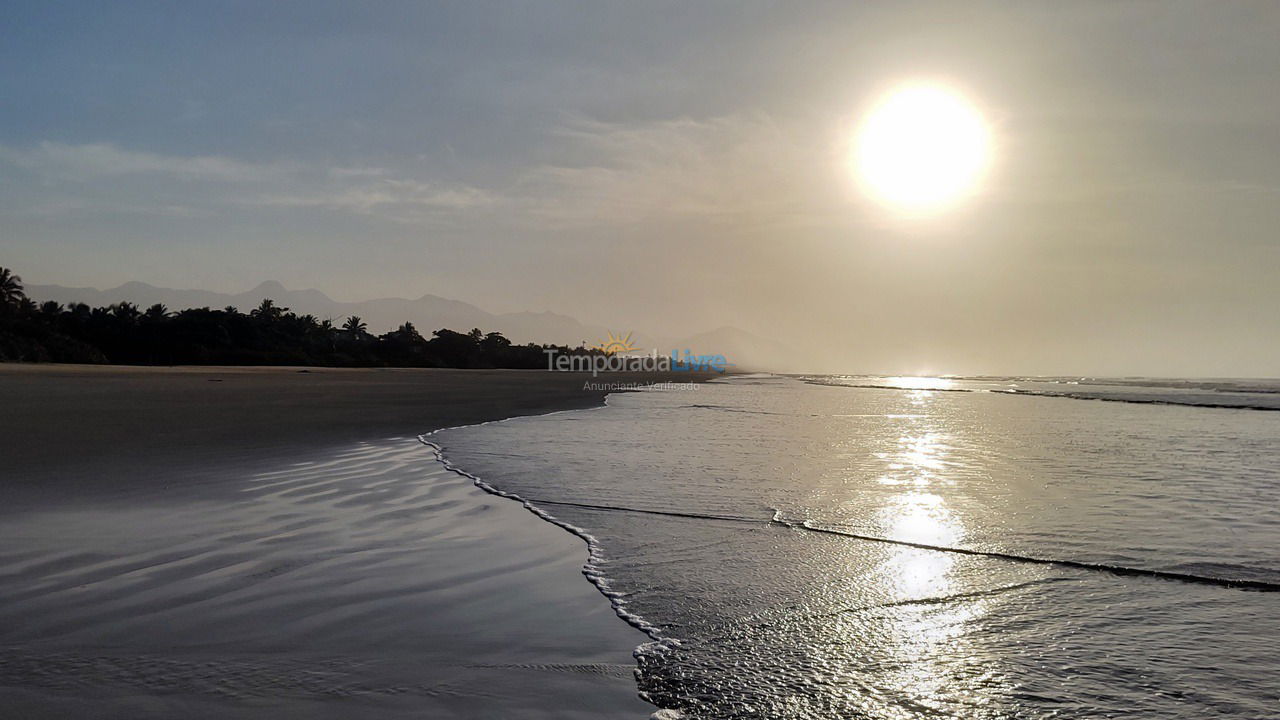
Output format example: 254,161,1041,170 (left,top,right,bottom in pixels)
3,1,1279,376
